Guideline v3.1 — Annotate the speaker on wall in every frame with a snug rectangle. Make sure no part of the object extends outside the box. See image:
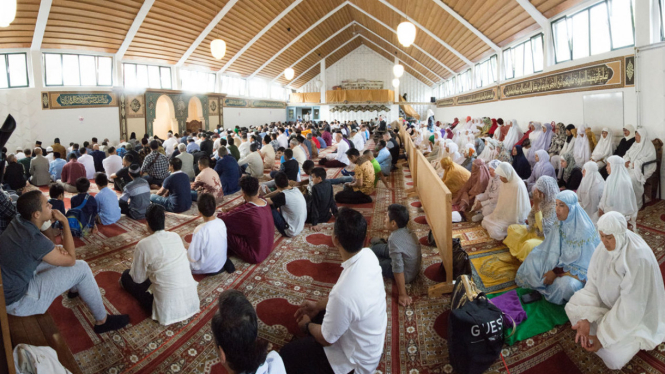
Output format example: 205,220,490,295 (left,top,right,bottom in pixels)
430,97,436,103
